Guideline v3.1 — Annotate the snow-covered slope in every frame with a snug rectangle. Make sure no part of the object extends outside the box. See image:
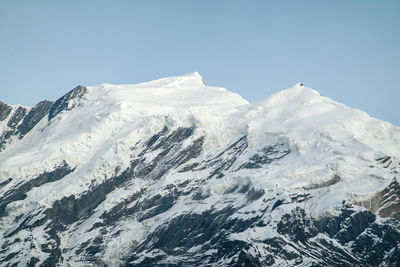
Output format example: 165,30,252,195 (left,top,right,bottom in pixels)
0,73,399,266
